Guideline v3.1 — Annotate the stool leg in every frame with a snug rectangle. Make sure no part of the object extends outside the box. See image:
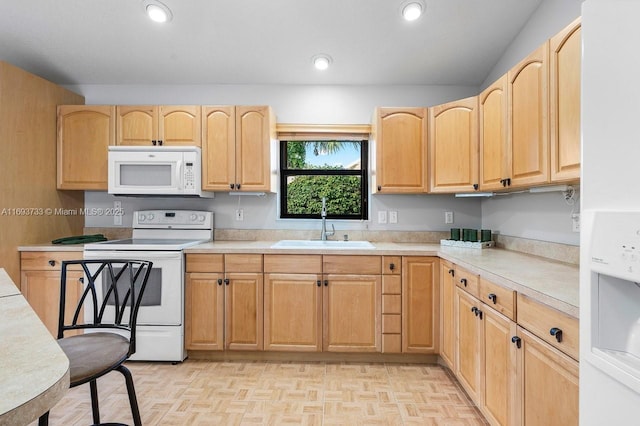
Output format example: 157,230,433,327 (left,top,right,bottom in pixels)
38,411,49,426
117,364,142,426
89,379,100,425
